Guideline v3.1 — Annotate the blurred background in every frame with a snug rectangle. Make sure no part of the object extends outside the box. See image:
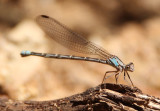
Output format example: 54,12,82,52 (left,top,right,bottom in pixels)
0,0,160,100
